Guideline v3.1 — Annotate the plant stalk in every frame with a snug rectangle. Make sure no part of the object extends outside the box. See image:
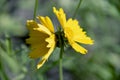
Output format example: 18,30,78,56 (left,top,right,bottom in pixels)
73,0,83,18
33,0,38,20
59,45,64,80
